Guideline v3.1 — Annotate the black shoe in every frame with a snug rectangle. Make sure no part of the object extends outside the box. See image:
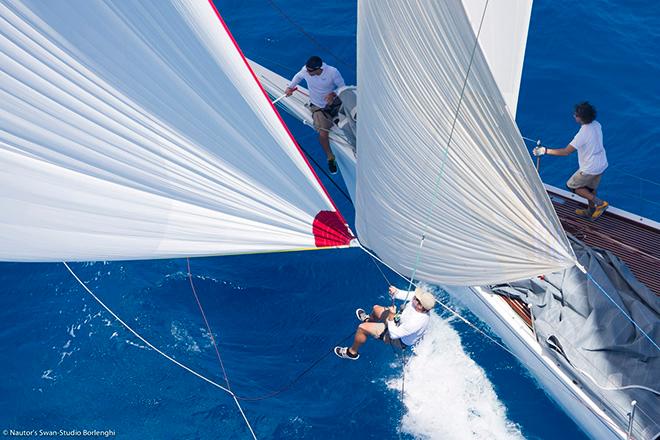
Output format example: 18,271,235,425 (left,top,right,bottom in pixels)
328,158,338,174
